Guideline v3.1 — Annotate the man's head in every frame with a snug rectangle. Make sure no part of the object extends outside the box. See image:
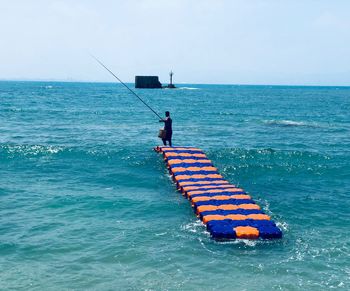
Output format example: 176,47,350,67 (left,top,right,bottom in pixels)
165,111,170,117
